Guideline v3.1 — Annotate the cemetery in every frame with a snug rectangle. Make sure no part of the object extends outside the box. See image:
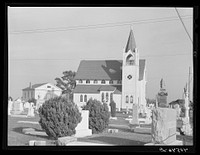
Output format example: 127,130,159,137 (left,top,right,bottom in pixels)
7,86,193,146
